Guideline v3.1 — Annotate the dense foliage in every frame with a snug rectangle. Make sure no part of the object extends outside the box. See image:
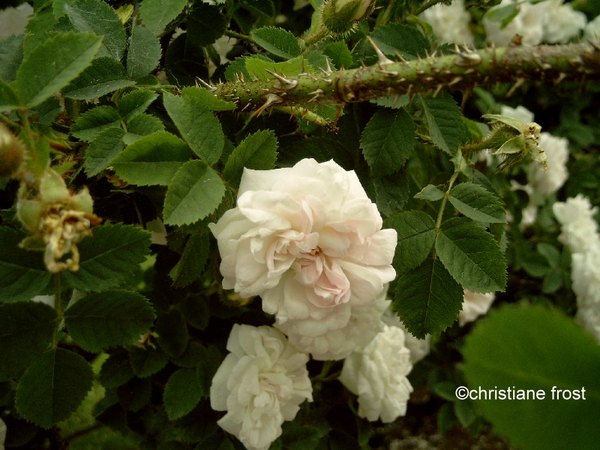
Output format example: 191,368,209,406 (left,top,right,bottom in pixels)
1,0,600,449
